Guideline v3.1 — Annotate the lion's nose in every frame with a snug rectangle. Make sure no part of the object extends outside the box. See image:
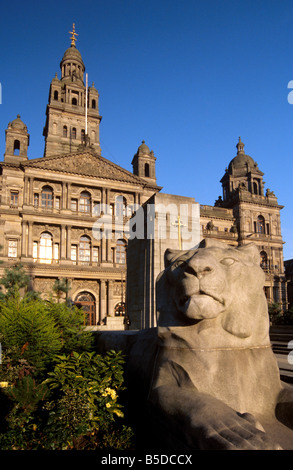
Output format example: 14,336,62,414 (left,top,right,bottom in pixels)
185,256,213,279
